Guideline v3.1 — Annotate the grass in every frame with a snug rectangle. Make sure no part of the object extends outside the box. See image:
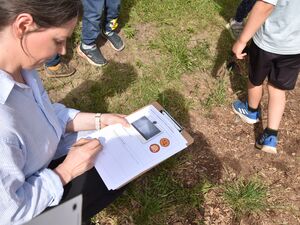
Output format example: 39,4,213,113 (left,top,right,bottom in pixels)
43,0,274,224
93,166,214,225
203,78,228,110
157,32,213,79
223,178,268,218
122,24,136,39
